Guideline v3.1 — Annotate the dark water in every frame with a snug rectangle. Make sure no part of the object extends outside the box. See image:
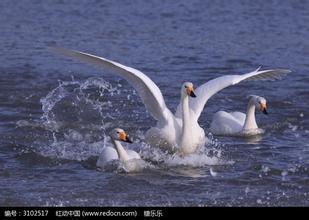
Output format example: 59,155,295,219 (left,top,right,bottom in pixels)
0,0,308,206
